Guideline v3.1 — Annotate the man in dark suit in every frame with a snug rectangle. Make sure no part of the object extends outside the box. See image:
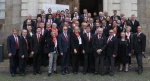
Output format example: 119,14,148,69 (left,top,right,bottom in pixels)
101,20,110,37
88,18,96,34
80,9,88,22
34,17,42,32
31,27,44,75
58,26,71,75
130,14,140,33
92,28,107,75
82,26,94,74
105,29,118,76
19,29,29,76
23,14,35,30
37,9,45,19
7,28,20,77
111,10,121,20
133,26,146,75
